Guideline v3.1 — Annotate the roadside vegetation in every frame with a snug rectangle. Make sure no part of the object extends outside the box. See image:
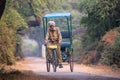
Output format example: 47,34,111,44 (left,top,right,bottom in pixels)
0,0,66,66
79,0,120,67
